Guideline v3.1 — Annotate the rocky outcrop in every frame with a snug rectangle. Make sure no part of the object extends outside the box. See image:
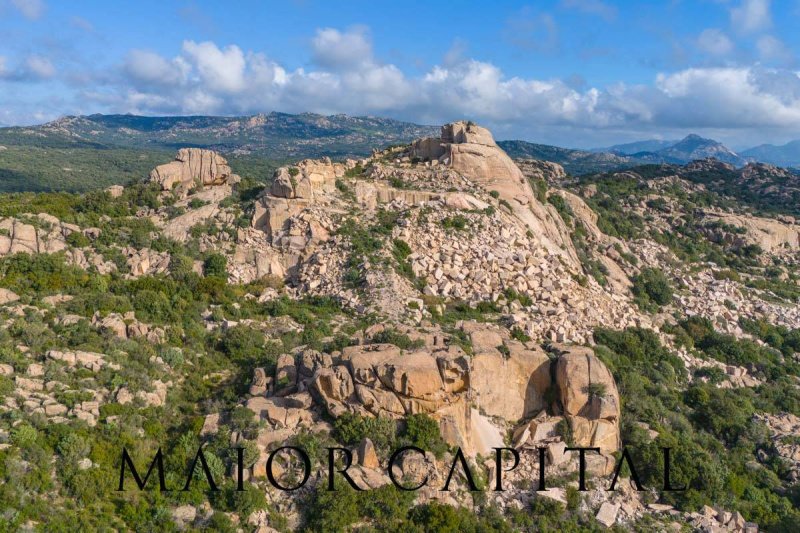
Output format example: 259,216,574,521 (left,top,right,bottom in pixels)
149,148,240,196
251,157,345,239
465,323,551,421
703,211,800,254
555,190,632,293
410,121,579,266
0,214,84,257
242,322,620,462
516,159,567,184
124,247,171,277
